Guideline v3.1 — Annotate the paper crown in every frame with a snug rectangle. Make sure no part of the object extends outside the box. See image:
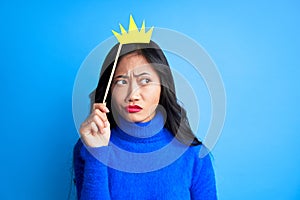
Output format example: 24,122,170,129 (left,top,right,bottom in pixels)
112,15,154,44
